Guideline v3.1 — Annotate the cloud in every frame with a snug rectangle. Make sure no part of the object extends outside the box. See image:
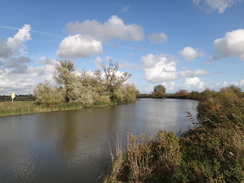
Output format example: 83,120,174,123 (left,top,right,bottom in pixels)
65,15,144,42
183,77,205,90
0,25,31,59
6,56,32,74
0,57,57,94
38,57,57,65
0,25,58,94
217,79,244,90
148,33,168,44
0,39,12,59
193,0,241,13
178,68,210,77
121,6,130,12
179,47,205,61
162,81,176,92
6,24,31,54
142,54,177,82
213,29,244,60
56,34,103,58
